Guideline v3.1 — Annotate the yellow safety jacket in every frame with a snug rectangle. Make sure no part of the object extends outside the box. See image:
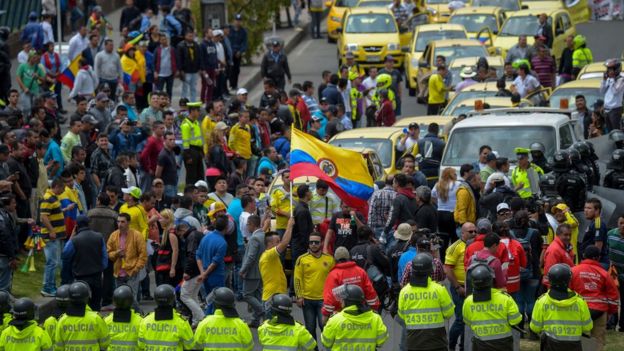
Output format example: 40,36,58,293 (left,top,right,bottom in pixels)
462,288,522,341
54,311,110,351
349,87,362,121
42,315,58,344
137,312,194,351
321,305,388,351
258,318,316,351
228,123,252,160
398,278,455,332
511,163,544,199
194,309,253,351
0,313,11,336
572,47,593,69
104,311,142,351
0,321,52,351
181,117,202,149
530,290,593,342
